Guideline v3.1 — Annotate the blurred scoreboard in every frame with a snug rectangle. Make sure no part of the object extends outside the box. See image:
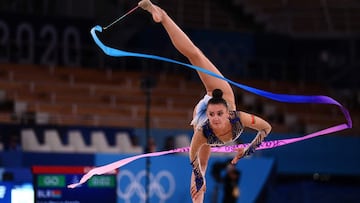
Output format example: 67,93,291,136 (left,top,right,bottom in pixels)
32,166,117,203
